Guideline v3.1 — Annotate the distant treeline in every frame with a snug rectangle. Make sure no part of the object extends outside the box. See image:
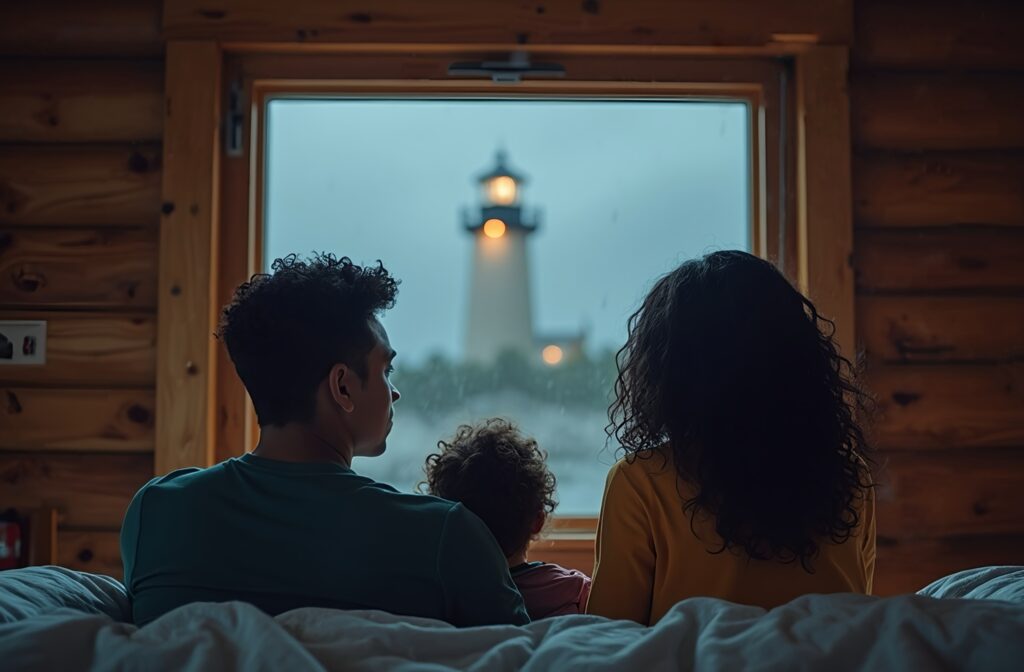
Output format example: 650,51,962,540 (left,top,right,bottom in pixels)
391,349,618,416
